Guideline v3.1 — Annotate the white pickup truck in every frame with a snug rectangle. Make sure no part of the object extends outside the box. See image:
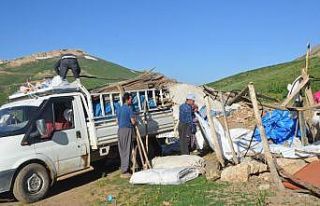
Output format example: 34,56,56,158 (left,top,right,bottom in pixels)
0,83,174,203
